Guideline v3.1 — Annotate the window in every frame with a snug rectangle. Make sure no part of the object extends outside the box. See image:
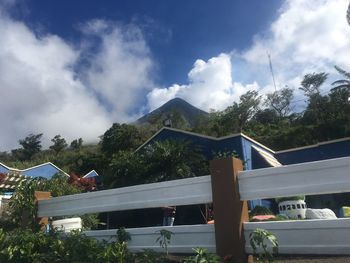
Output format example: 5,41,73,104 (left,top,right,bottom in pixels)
292,204,296,209
297,204,301,209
